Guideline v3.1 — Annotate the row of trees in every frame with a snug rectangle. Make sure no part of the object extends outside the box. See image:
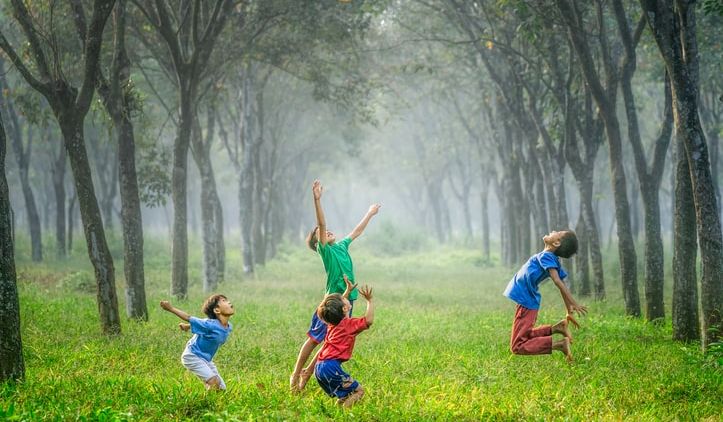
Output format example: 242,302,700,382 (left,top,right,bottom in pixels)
0,0,720,384
368,0,720,347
